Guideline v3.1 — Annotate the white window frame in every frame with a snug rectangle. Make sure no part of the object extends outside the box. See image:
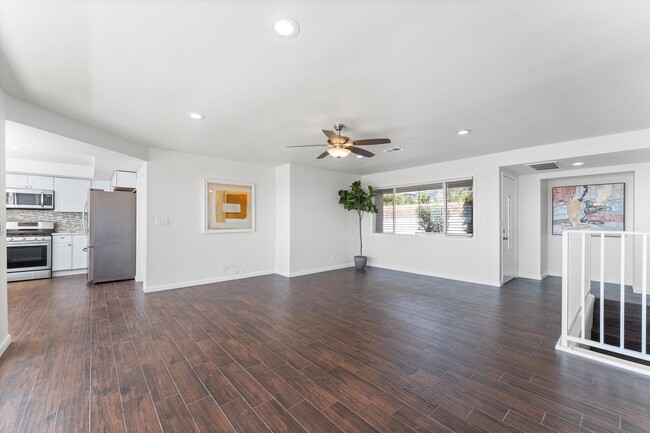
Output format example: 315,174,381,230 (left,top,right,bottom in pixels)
373,177,474,237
